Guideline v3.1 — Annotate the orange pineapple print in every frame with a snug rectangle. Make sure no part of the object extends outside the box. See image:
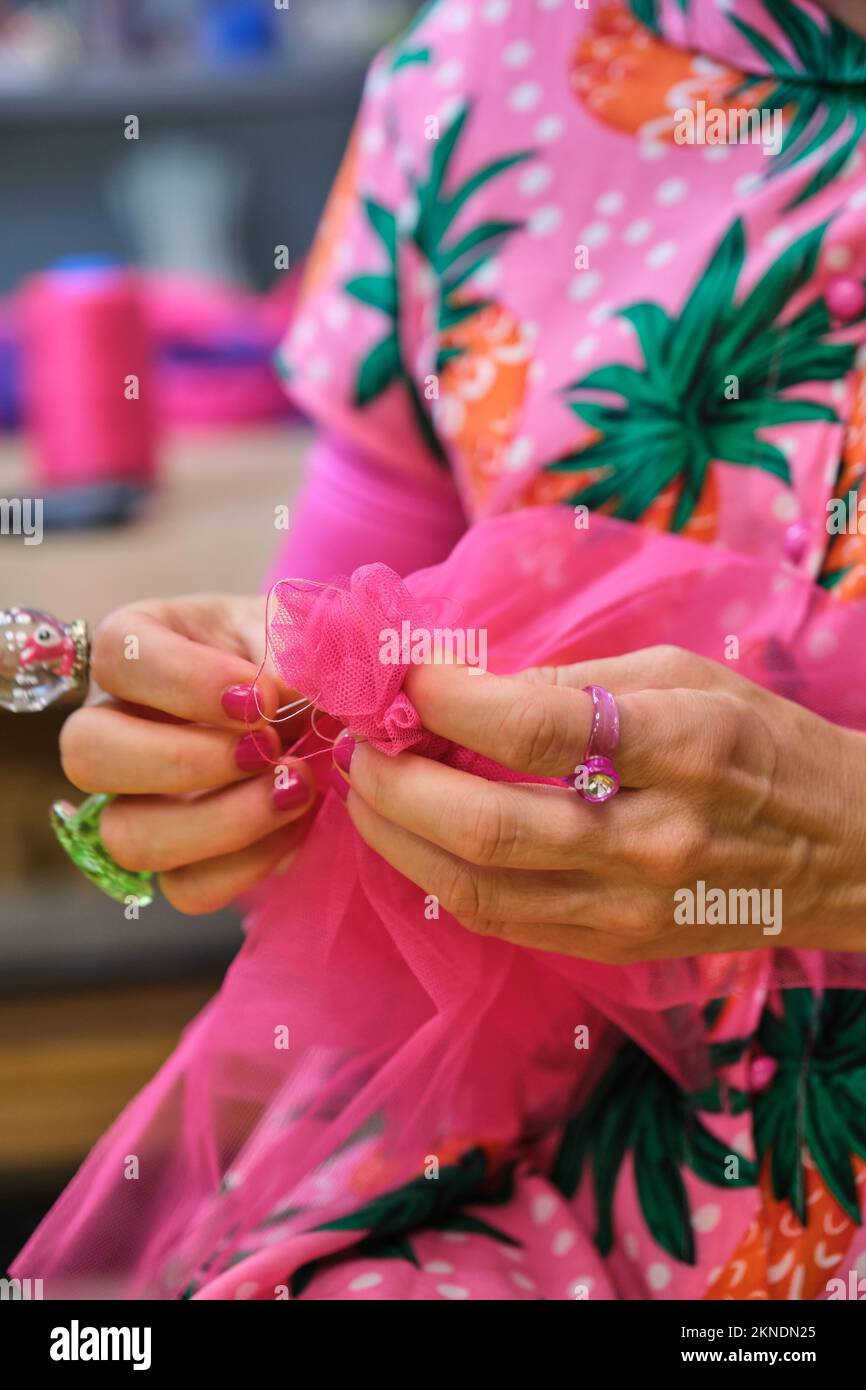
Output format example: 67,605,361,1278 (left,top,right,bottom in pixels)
570,1,756,145
436,303,532,508
706,990,866,1301
641,469,719,541
521,465,597,508
520,456,717,527
521,460,718,532
706,1153,866,1300
521,446,618,509
301,124,362,300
